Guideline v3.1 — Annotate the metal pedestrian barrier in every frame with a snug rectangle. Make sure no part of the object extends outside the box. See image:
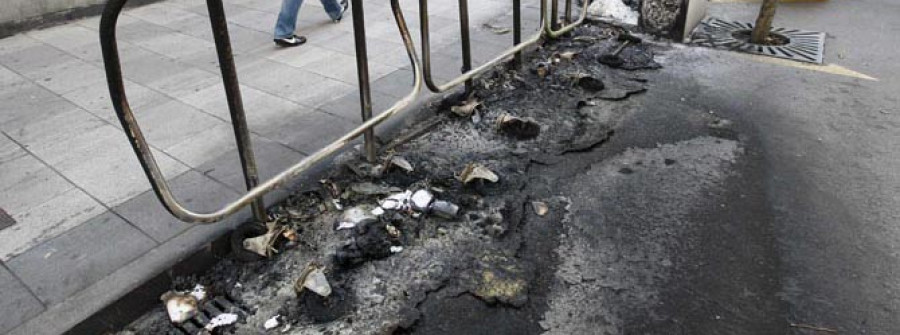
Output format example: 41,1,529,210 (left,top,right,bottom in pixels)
99,0,587,224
